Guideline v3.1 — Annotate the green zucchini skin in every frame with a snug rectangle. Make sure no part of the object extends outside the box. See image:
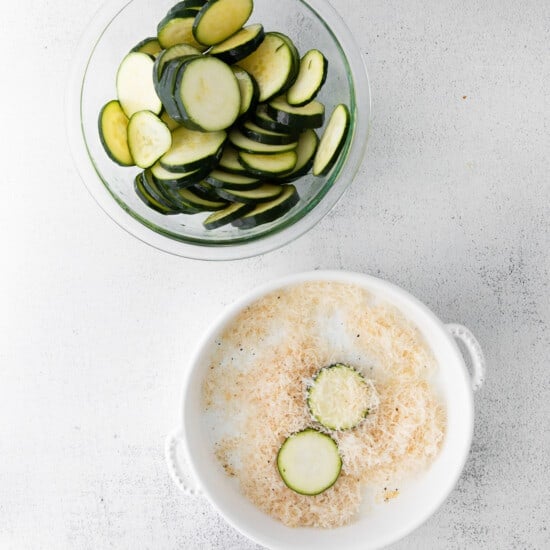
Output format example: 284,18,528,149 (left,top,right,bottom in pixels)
134,173,180,215
130,37,163,56
141,170,181,211
266,99,325,130
209,24,265,65
240,120,298,146
152,163,210,189
203,202,253,229
238,150,297,177
313,104,350,176
232,66,259,119
286,49,328,107
167,0,207,16
252,105,293,134
232,184,299,228
204,169,260,190
214,183,283,204
276,129,318,184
